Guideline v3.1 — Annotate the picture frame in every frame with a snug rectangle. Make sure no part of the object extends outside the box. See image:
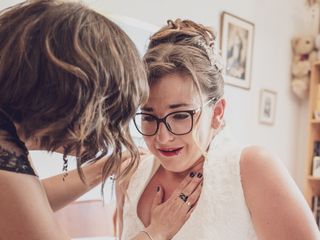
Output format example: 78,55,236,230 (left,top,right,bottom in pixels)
259,89,277,125
220,12,254,89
